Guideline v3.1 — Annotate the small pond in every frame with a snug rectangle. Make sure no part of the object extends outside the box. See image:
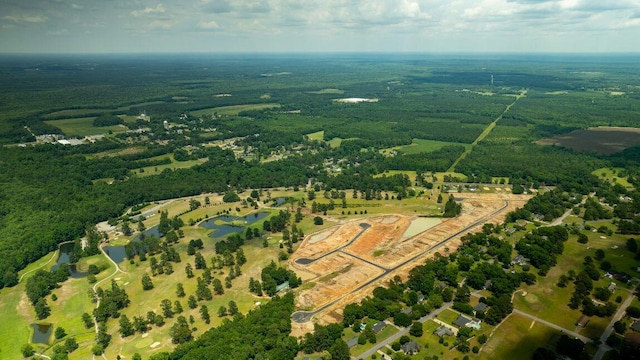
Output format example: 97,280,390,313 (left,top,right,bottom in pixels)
31,323,51,344
273,197,288,207
51,242,87,278
103,226,160,263
200,212,269,238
